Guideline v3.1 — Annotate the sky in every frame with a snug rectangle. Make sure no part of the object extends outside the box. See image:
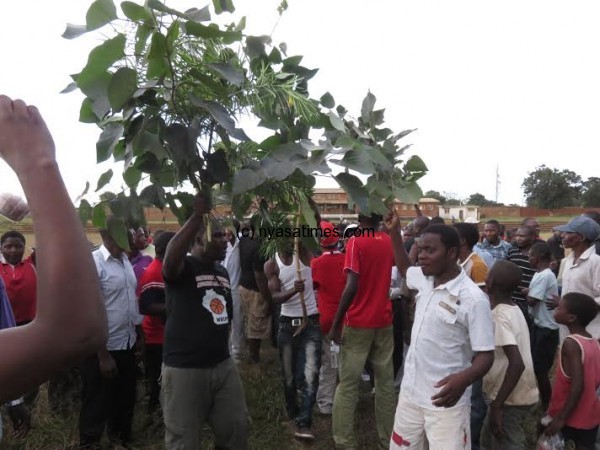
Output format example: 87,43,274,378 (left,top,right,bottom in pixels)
2,0,600,206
